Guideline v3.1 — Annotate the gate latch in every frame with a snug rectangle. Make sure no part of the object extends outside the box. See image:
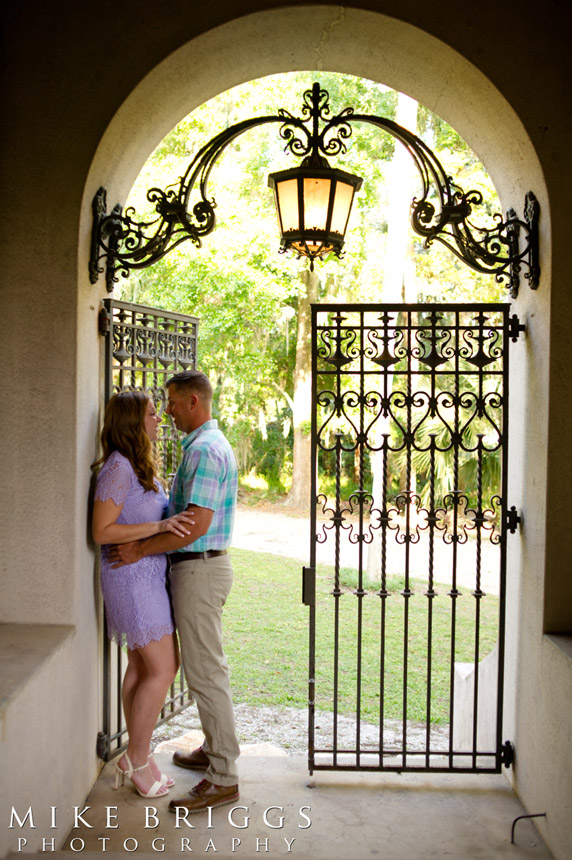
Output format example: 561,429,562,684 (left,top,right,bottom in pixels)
506,506,521,534
302,566,315,607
